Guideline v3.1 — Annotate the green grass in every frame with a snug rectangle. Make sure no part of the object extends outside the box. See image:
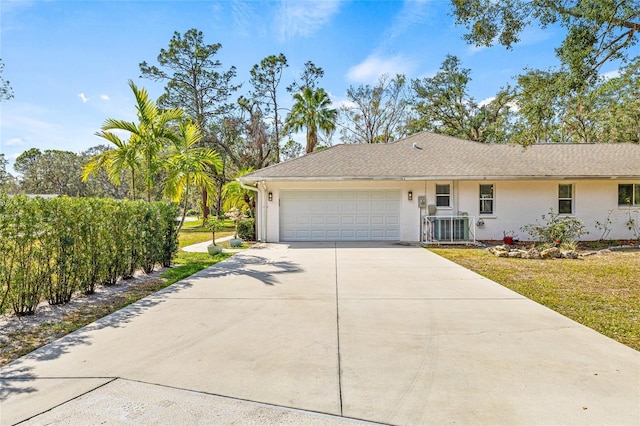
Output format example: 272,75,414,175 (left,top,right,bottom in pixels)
178,230,234,248
162,251,232,284
178,219,236,248
430,247,640,351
